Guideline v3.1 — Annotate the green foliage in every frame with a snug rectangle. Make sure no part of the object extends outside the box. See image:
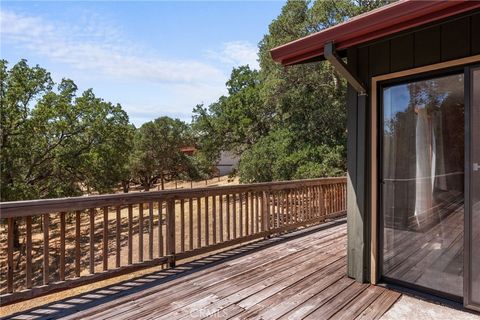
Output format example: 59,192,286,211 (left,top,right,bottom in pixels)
238,129,345,183
192,65,272,160
194,0,387,182
1,59,133,200
129,116,193,190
